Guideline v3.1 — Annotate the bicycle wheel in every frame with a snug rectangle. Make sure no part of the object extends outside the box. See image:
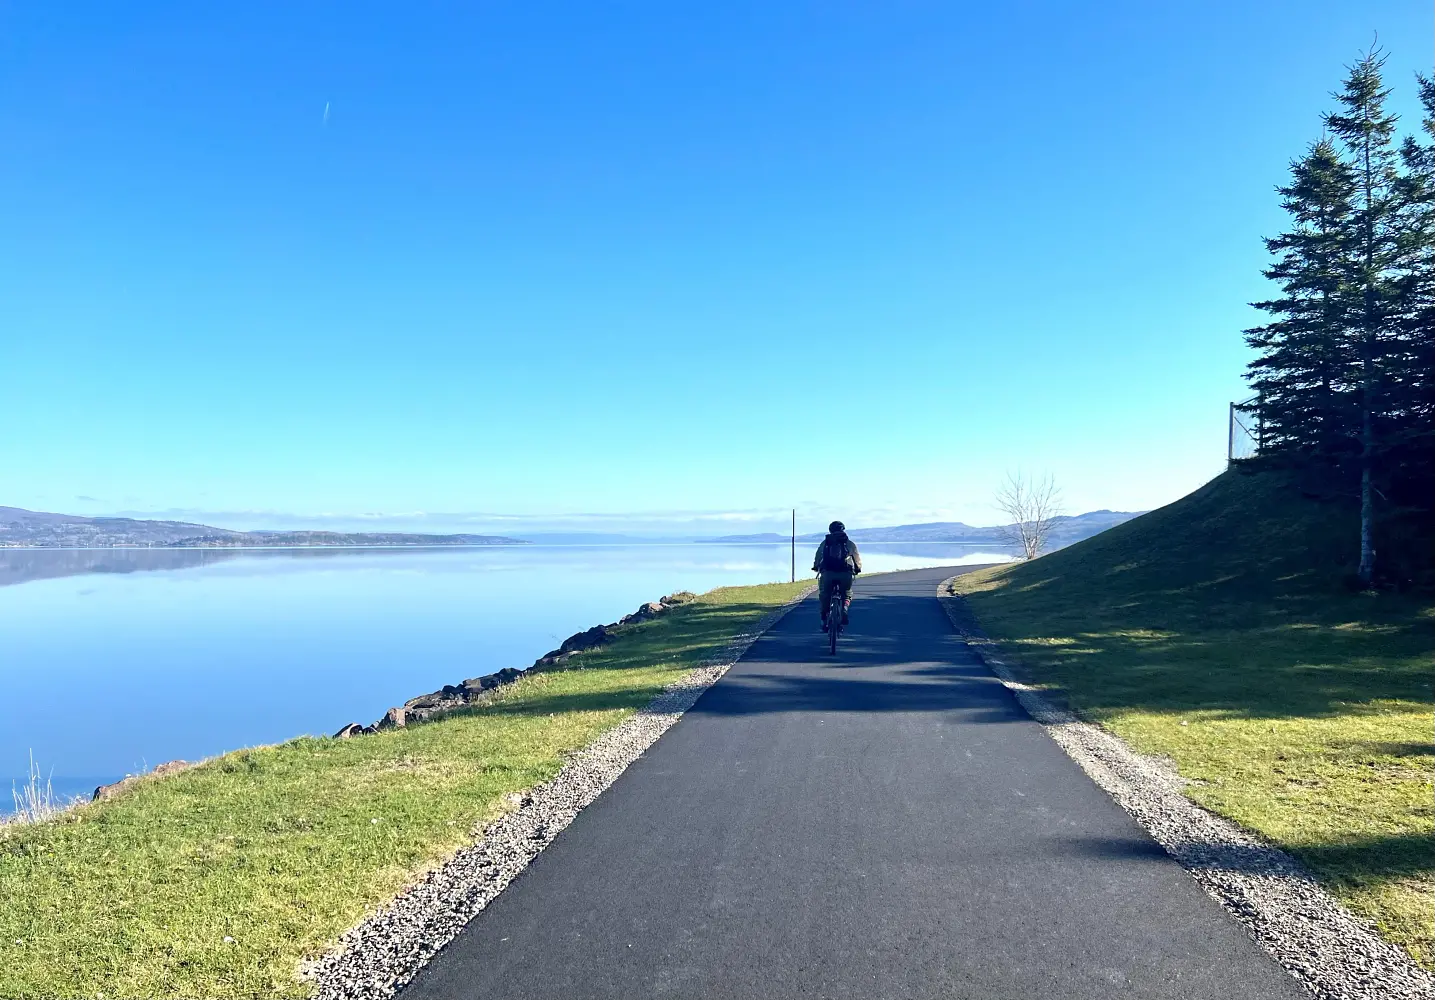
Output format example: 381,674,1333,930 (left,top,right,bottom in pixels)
828,596,840,655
